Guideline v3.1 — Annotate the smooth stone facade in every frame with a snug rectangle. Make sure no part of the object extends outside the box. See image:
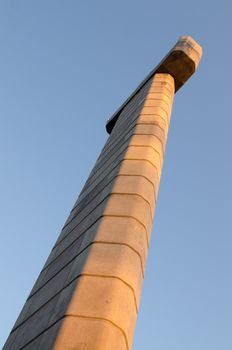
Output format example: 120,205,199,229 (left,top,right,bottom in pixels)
4,36,202,350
